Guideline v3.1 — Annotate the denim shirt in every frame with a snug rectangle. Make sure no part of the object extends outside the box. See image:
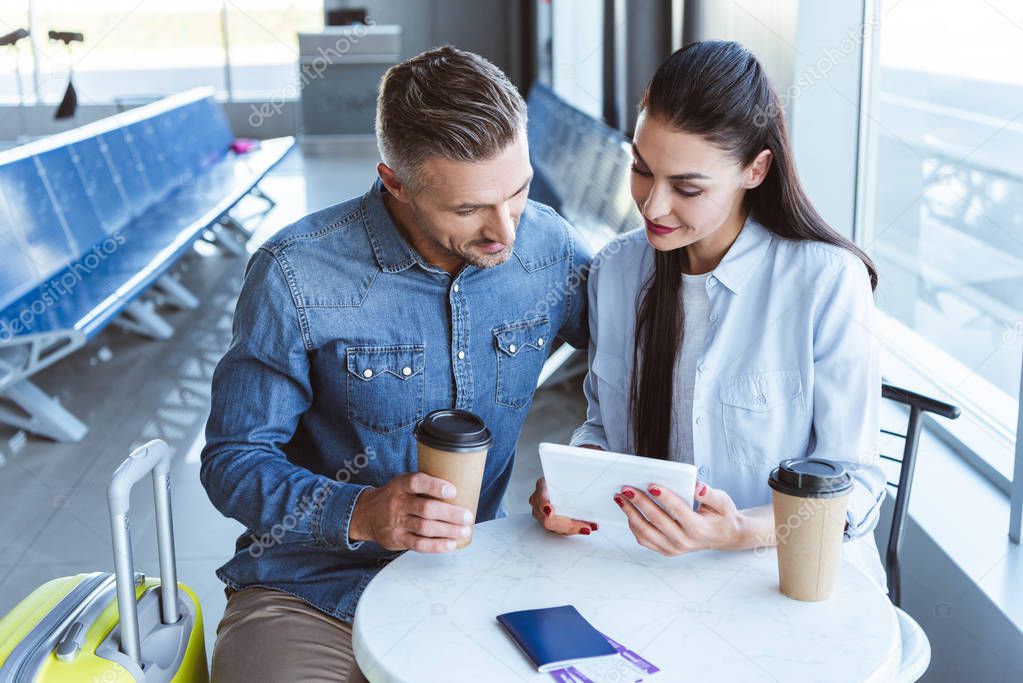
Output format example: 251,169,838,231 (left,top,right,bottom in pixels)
571,217,888,586
201,180,591,621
